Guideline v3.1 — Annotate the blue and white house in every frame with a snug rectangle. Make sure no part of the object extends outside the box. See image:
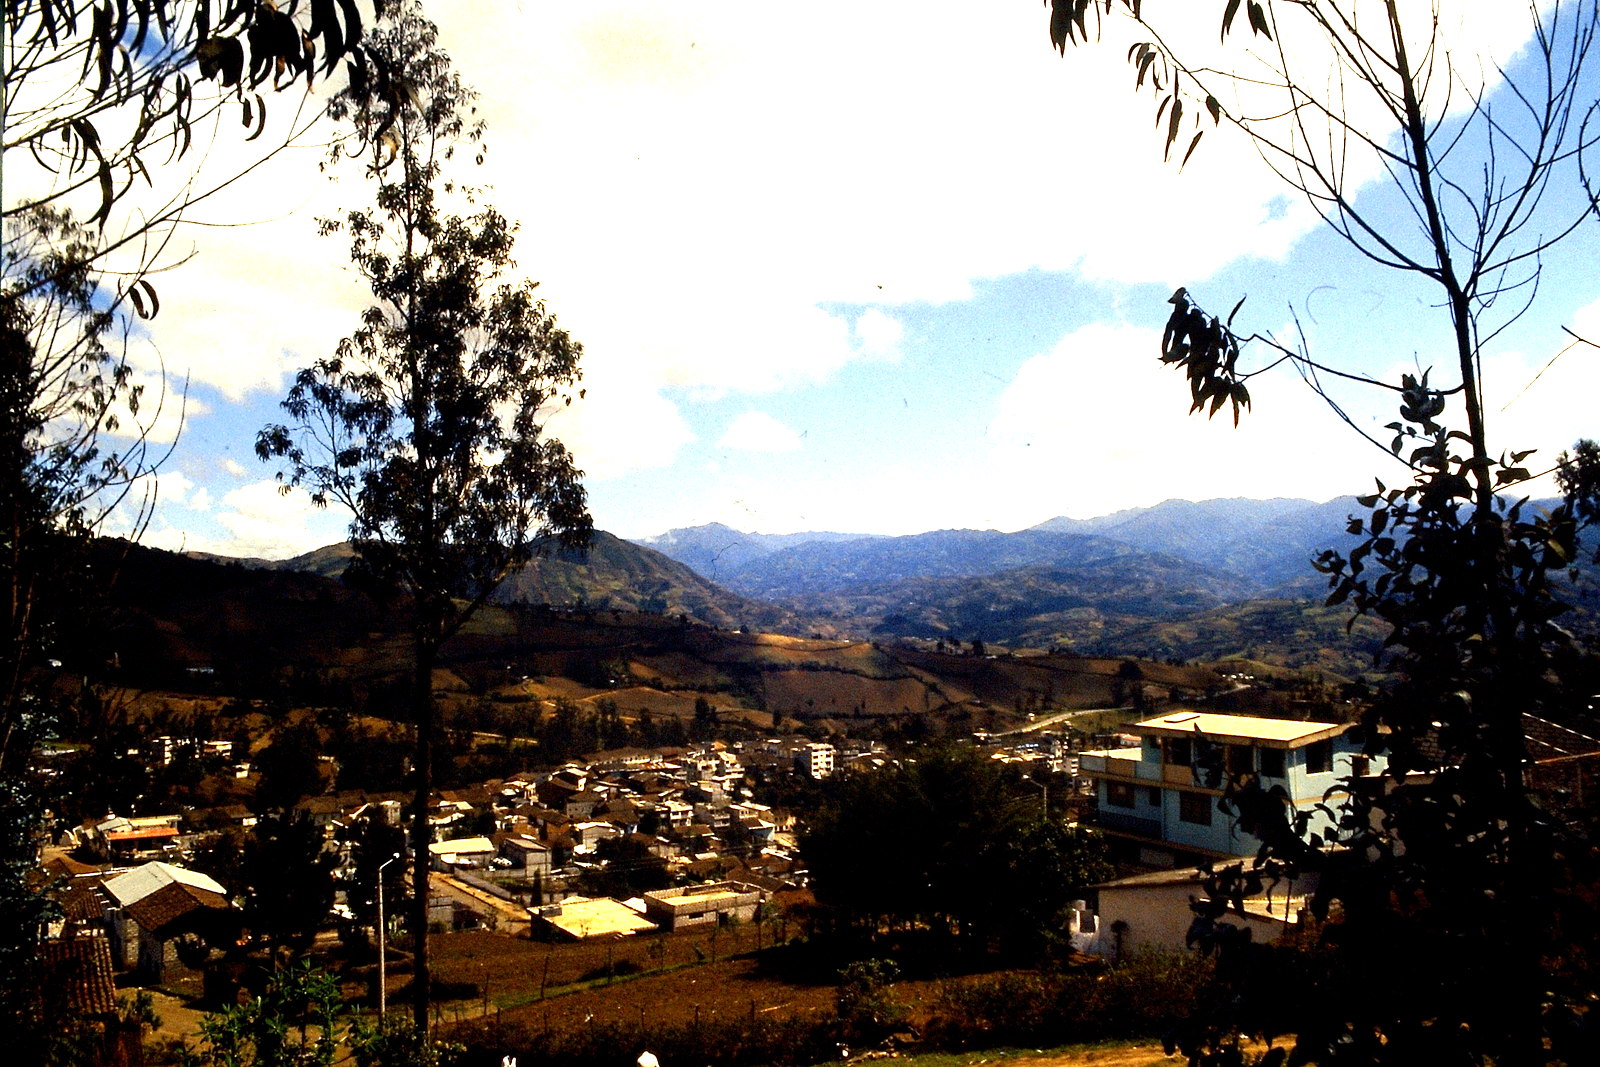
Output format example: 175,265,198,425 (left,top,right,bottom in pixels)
1079,711,1381,868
